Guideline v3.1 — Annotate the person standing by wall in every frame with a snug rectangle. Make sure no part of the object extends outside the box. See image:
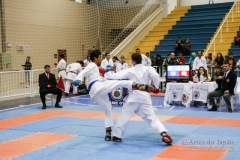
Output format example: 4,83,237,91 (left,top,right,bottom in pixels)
57,54,67,87
22,56,32,88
